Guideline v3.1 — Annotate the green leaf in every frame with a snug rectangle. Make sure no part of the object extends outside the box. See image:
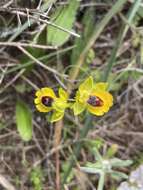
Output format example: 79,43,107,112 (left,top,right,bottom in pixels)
137,6,143,18
85,138,104,151
47,0,79,46
61,162,74,183
30,167,43,190
110,158,133,168
110,171,129,180
80,166,102,174
86,162,102,169
16,100,32,141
